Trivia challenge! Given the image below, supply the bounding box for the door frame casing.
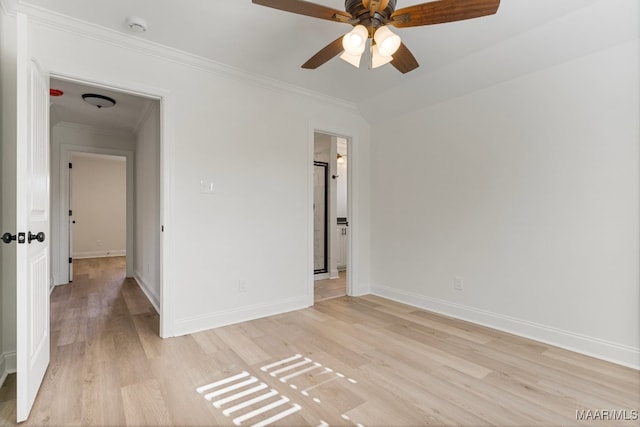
[307,122,356,305]
[48,72,175,338]
[59,146,134,279]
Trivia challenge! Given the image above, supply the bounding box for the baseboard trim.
[371,285,640,370]
[0,354,5,387]
[133,273,160,313]
[73,250,126,259]
[0,351,17,387]
[172,296,310,337]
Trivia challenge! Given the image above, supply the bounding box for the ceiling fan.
[253,0,500,73]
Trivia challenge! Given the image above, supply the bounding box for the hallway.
[0,257,157,425]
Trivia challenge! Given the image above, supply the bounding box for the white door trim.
[59,145,134,278]
[308,122,358,304]
[49,72,175,338]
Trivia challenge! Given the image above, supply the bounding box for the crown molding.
[10,1,358,112]
[0,0,13,15]
[357,0,638,120]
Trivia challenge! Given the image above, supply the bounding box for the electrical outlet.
[454,276,464,291]
[238,280,247,293]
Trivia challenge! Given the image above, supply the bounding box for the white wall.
[314,132,331,162]
[134,102,161,309]
[0,9,17,380]
[370,38,639,368]
[3,0,635,373]
[71,153,126,258]
[2,0,634,376]
[19,13,370,337]
[51,123,135,285]
[336,138,348,219]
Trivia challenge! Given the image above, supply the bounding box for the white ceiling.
[50,78,155,132]
[6,0,623,129]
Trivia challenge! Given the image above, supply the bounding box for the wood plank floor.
[0,257,638,426]
[314,270,347,302]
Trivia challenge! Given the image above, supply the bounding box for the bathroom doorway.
[313,132,349,302]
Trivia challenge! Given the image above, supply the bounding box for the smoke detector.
[127,17,148,33]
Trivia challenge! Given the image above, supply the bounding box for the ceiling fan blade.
[390,42,419,74]
[390,0,500,28]
[252,0,352,23]
[302,36,345,69]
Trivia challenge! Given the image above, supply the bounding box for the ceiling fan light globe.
[374,26,401,57]
[342,25,368,55]
[371,44,393,68]
[380,35,400,55]
[343,33,363,51]
[340,51,363,68]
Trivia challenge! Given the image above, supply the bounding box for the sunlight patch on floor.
[196,354,363,427]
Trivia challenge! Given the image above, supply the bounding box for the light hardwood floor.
[314,270,347,302]
[0,257,638,426]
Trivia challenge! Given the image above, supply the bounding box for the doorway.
[69,152,127,280]
[49,75,166,334]
[313,132,349,302]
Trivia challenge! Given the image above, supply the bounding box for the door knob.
[28,231,45,243]
[2,233,16,244]
[1,233,25,244]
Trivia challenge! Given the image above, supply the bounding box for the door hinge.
[161,225,164,232]
[69,257,73,264]
[69,209,72,216]
[69,162,72,169]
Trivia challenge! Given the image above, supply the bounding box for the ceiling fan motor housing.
[345,0,396,35]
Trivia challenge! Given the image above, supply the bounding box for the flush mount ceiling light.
[126,16,148,33]
[82,93,116,109]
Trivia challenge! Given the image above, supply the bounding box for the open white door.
[16,13,50,422]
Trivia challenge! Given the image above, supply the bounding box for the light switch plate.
[200,178,214,194]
